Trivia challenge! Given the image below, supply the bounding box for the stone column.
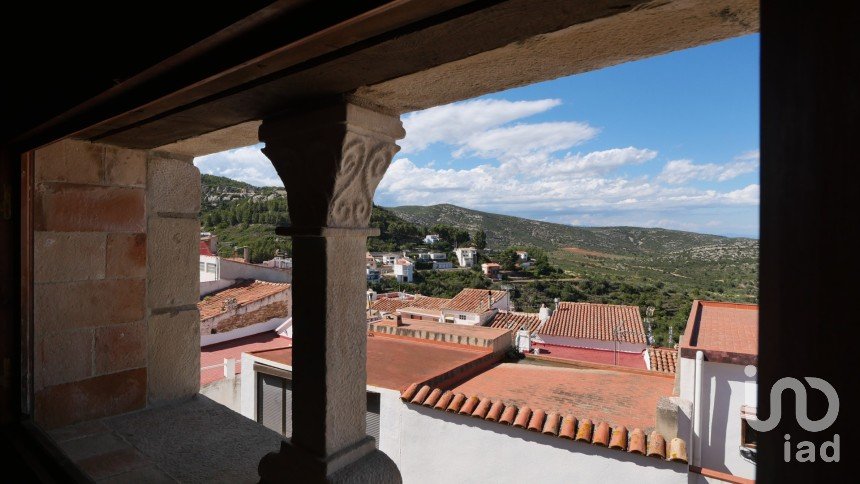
[257,100,404,483]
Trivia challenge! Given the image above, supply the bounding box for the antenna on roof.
[668,325,674,344]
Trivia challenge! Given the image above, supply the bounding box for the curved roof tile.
[401,383,685,464]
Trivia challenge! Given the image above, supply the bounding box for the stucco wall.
[538,334,646,354]
[678,357,757,480]
[31,139,200,428]
[390,396,688,483]
[220,258,292,283]
[200,375,243,413]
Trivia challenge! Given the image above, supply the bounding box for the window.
[199,262,205,271]
[741,407,758,449]
[206,263,217,273]
[458,314,467,321]
[255,364,380,447]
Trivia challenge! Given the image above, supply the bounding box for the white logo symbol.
[744,365,839,432]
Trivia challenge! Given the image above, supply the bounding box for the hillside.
[387,204,756,257]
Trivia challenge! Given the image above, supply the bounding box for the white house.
[441,288,509,325]
[516,250,529,260]
[536,302,647,354]
[454,247,477,267]
[423,234,440,244]
[366,267,381,282]
[432,260,453,270]
[393,258,413,283]
[239,329,687,484]
[676,300,759,482]
[262,254,292,269]
[381,252,399,265]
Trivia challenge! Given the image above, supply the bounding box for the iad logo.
[744,365,840,463]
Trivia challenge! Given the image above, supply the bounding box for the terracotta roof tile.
[576,419,594,442]
[542,412,560,435]
[424,388,443,407]
[198,280,290,320]
[539,302,646,344]
[628,428,647,454]
[513,407,532,429]
[499,405,518,425]
[528,409,546,432]
[559,415,576,439]
[435,391,454,410]
[486,401,505,422]
[488,311,542,333]
[459,396,480,415]
[403,382,686,464]
[647,431,666,459]
[470,398,489,418]
[370,295,451,315]
[609,426,628,450]
[649,347,678,373]
[669,438,687,462]
[443,288,507,313]
[411,385,431,404]
[447,393,466,412]
[592,421,611,446]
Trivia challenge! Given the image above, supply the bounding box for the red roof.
[400,363,686,464]
[199,241,213,256]
[488,311,541,333]
[539,302,645,344]
[443,288,507,313]
[446,363,671,430]
[198,280,290,320]
[648,347,678,374]
[680,300,758,364]
[200,332,292,385]
[251,333,489,390]
[370,295,450,314]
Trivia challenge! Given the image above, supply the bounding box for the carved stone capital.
[260,101,405,230]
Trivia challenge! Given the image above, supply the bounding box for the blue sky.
[196,34,759,237]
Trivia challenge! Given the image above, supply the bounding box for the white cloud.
[377,150,758,216]
[453,121,598,159]
[658,151,759,184]
[400,98,562,154]
[194,144,283,187]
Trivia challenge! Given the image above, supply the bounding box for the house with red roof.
[535,301,647,354]
[239,318,688,482]
[676,300,759,482]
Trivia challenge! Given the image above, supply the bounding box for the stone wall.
[32,139,200,428]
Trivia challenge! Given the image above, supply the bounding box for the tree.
[498,248,519,271]
[454,229,471,248]
[473,229,487,250]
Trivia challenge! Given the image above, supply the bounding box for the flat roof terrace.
[447,362,674,431]
[251,333,492,391]
[680,300,758,365]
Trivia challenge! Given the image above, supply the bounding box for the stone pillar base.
[259,438,401,484]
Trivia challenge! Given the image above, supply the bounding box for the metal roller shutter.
[366,392,380,448]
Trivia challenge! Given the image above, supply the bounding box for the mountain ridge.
[385,203,756,257]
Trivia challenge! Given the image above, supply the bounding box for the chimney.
[209,234,218,254]
[539,303,551,324]
[243,246,250,263]
[395,314,403,327]
[487,290,494,309]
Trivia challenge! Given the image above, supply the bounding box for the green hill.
[387,203,755,256]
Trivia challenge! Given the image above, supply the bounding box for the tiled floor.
[47,396,283,483]
[49,420,173,482]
